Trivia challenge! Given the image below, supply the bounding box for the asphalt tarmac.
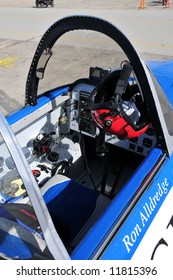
[0,0,173,115]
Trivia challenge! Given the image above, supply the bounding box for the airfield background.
[0,2,173,278]
[0,0,173,115]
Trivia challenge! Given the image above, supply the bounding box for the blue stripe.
[43,180,70,204]
[0,192,23,203]
[7,87,69,125]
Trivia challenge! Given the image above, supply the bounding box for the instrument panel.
[69,82,157,157]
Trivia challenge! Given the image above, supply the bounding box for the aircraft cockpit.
[0,15,173,260]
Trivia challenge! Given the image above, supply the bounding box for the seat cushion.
[42,176,100,247]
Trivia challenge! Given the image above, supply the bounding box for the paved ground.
[0,0,172,9]
[0,0,171,9]
[0,0,173,115]
[0,0,158,9]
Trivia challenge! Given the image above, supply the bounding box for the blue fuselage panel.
[100,152,172,259]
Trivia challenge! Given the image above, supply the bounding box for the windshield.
[36,30,128,95]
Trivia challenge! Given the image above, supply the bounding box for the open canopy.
[25,15,173,155]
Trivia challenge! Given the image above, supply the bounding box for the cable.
[51,160,70,176]
[80,133,97,190]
